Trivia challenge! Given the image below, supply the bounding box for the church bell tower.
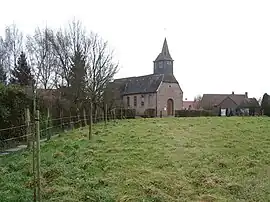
[153,38,174,75]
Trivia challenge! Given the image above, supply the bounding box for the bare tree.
[85,33,118,117]
[257,97,262,105]
[0,37,6,63]
[194,94,202,109]
[0,37,7,83]
[4,24,23,81]
[48,28,72,87]
[26,27,56,89]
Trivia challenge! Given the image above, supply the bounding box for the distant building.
[183,100,196,110]
[106,38,183,116]
[201,91,260,115]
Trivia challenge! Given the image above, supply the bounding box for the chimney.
[232,91,234,95]
[245,92,248,97]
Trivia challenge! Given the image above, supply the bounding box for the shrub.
[0,84,31,146]
[144,108,156,118]
[115,108,136,119]
[174,110,215,117]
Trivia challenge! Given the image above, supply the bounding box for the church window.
[134,96,137,107]
[127,96,130,107]
[148,94,152,105]
[141,95,145,106]
[159,61,163,68]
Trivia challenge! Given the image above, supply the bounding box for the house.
[183,100,197,110]
[201,91,260,115]
[106,38,183,117]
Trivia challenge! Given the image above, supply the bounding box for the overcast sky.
[0,0,269,100]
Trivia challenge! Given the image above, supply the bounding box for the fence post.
[113,109,116,121]
[105,104,107,125]
[35,110,41,202]
[60,108,64,131]
[25,108,31,148]
[31,83,37,202]
[69,110,74,130]
[77,108,81,128]
[46,108,51,141]
[120,108,123,119]
[83,108,87,126]
[89,101,92,140]
[32,127,36,202]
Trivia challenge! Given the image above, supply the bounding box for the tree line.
[0,19,118,121]
[261,93,270,116]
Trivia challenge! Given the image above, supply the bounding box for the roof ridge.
[114,73,166,81]
[203,93,245,96]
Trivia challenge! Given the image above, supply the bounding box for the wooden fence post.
[83,108,87,126]
[113,109,116,121]
[69,110,74,130]
[32,85,37,202]
[60,109,64,131]
[89,101,92,140]
[25,108,31,148]
[105,104,107,125]
[32,127,36,202]
[77,108,81,128]
[35,110,41,202]
[46,108,51,141]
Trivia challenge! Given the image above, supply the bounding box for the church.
[107,38,183,117]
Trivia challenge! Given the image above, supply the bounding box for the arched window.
[127,96,130,107]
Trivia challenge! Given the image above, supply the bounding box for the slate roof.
[110,73,178,96]
[162,74,178,83]
[155,38,173,61]
[201,93,247,109]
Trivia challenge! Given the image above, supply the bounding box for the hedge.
[0,84,31,147]
[143,108,156,118]
[175,110,216,117]
[114,108,136,119]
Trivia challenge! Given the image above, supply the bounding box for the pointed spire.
[162,38,170,56]
[155,38,173,61]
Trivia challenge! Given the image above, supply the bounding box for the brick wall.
[123,93,157,116]
[156,82,183,116]
[122,82,183,117]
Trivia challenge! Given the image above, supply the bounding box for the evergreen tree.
[0,63,7,84]
[69,49,86,104]
[10,51,33,86]
[261,93,270,116]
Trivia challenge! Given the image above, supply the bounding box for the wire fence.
[0,104,140,201]
[0,106,137,152]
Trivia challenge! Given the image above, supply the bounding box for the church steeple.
[154,38,174,75]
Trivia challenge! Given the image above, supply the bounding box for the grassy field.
[1,117,270,202]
